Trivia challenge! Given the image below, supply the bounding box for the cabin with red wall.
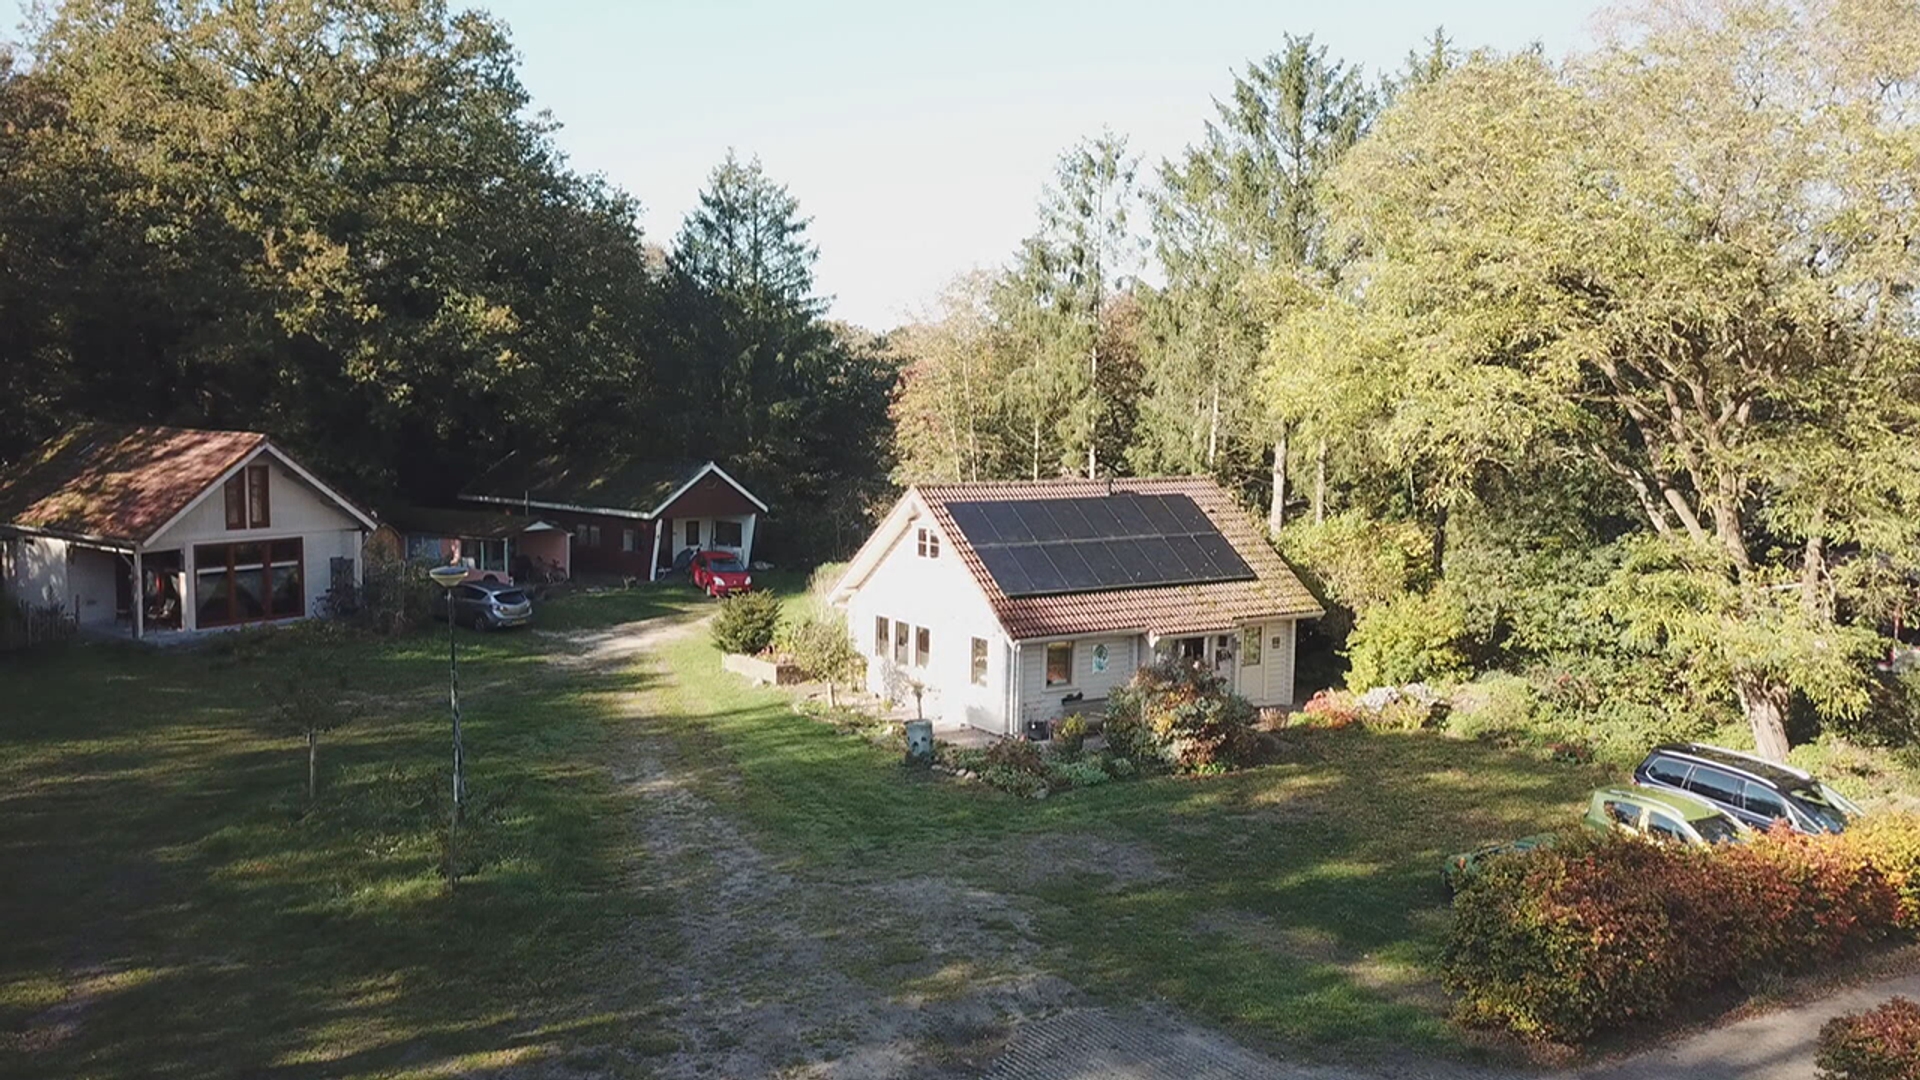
[460,457,767,581]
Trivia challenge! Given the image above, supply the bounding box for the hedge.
[1445,817,1920,1044]
[1818,997,1920,1080]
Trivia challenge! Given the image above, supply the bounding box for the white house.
[829,477,1323,737]
[0,424,376,639]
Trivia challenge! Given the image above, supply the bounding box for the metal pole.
[449,597,464,823]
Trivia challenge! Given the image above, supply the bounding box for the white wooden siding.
[150,454,366,629]
[1016,633,1143,727]
[841,514,1009,732]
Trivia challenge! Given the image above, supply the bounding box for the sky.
[6,0,1611,330]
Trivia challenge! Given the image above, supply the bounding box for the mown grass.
[0,587,700,1080]
[645,628,1617,1061]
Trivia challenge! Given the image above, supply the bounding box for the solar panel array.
[944,493,1255,598]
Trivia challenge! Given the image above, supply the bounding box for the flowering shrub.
[1104,660,1258,773]
[1298,689,1363,729]
[1446,828,1901,1044]
[1817,997,1920,1080]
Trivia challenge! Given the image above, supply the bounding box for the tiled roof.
[916,477,1322,641]
[0,424,267,545]
[378,505,556,540]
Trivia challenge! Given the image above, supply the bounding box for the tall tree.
[1301,0,1920,756]
[1020,131,1143,478]
[1142,36,1376,526]
[666,152,896,557]
[3,0,662,498]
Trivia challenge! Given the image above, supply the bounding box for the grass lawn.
[643,628,1617,1062]
[0,586,702,1079]
[5,575,1616,1074]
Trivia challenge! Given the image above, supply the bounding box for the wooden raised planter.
[721,651,805,686]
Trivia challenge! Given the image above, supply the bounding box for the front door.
[684,519,701,550]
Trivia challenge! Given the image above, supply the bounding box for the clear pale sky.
[6,0,1610,330]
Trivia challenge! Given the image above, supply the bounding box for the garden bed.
[720,650,806,686]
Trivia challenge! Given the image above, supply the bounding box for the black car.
[1632,742,1864,834]
[435,580,534,631]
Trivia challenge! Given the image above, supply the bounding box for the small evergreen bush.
[711,589,781,654]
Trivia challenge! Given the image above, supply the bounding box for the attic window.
[916,527,940,558]
[224,464,271,529]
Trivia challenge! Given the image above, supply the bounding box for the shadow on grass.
[0,599,683,1079]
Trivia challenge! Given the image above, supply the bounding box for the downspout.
[1006,640,1021,737]
[131,544,144,641]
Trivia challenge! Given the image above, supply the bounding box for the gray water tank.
[904,720,934,765]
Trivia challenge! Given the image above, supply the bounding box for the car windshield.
[1786,784,1852,833]
[1691,814,1742,845]
[709,558,745,572]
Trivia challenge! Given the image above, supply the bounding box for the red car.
[689,550,753,597]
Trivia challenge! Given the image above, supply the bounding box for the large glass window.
[714,520,744,547]
[194,539,302,626]
[1045,642,1073,687]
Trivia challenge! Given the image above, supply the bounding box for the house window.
[874,616,889,657]
[1045,642,1073,687]
[573,524,588,545]
[714,519,743,547]
[916,527,940,558]
[461,538,507,573]
[970,638,988,686]
[622,528,638,553]
[684,520,701,548]
[1242,626,1262,666]
[915,626,930,667]
[193,539,303,627]
[893,620,910,665]
[223,464,271,529]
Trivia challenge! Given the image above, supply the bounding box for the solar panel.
[1012,545,1068,594]
[945,492,1258,598]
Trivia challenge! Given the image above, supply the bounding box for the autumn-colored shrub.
[1446,829,1902,1045]
[1053,714,1090,753]
[1851,813,1920,930]
[1818,997,1920,1080]
[1104,660,1257,773]
[1298,689,1363,729]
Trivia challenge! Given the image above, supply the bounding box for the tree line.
[888,0,1920,759]
[0,0,894,559]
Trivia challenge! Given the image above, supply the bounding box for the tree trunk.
[1312,439,1328,525]
[1737,677,1792,762]
[1432,504,1448,580]
[1206,378,1221,469]
[1087,340,1099,479]
[306,730,318,802]
[1268,429,1289,535]
[826,679,837,709]
[1800,508,1827,620]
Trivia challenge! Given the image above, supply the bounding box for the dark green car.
[1443,832,1557,893]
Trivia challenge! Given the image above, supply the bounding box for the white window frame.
[1044,641,1074,688]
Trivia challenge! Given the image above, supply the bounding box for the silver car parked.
[437,581,533,630]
